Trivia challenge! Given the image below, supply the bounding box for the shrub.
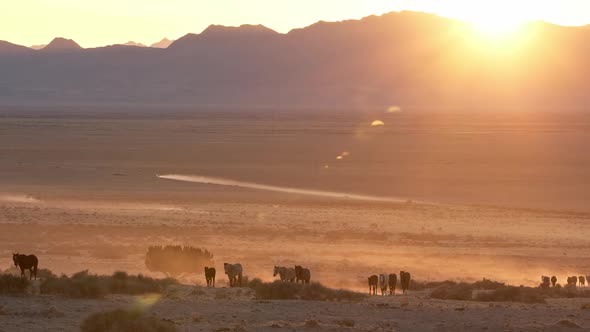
[81,309,176,332]
[145,245,214,277]
[3,266,56,279]
[472,278,505,290]
[247,279,366,302]
[0,274,29,294]
[411,280,457,290]
[429,280,550,303]
[430,283,473,301]
[40,271,176,299]
[335,319,355,327]
[37,268,57,279]
[474,286,545,304]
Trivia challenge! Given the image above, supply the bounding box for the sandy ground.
[1,198,590,288]
[2,107,590,330]
[2,285,590,331]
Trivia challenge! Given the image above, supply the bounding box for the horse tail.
[33,263,38,279]
[238,273,243,287]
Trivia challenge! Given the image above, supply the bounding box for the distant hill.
[41,37,82,52]
[150,38,173,49]
[30,44,47,50]
[0,12,589,108]
[0,40,33,54]
[122,41,147,47]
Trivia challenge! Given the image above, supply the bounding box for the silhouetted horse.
[541,276,550,288]
[13,253,38,280]
[368,275,378,295]
[294,265,311,284]
[567,276,578,287]
[551,276,557,287]
[204,266,216,287]
[224,263,243,287]
[580,276,586,287]
[388,273,398,295]
[400,271,411,294]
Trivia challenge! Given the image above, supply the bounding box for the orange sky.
[1,0,589,48]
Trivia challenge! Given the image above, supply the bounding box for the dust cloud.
[157,174,412,203]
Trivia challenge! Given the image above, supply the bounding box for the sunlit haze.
[1,0,589,47]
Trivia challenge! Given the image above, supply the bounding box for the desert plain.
[1,106,590,331]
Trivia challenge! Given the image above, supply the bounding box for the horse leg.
[20,267,25,278]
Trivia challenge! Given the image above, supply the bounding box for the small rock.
[554,320,581,329]
[304,320,320,328]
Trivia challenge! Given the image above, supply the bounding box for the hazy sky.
[2,0,589,47]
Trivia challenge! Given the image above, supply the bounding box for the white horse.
[273,266,296,282]
[379,274,388,296]
[224,263,243,287]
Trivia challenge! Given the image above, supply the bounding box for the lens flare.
[386,106,402,113]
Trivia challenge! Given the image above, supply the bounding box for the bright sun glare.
[441,1,531,40]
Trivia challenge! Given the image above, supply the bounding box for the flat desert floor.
[1,106,590,330]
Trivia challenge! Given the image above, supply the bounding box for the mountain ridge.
[0,11,588,109]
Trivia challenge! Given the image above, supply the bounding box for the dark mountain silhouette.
[0,11,589,108]
[41,37,82,52]
[150,38,173,48]
[0,40,33,54]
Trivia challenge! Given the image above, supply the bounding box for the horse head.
[12,253,19,266]
[273,266,279,277]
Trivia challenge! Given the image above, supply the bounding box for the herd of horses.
[203,264,312,288]
[12,252,407,296]
[368,271,411,296]
[541,275,590,288]
[12,253,590,297]
[203,263,244,287]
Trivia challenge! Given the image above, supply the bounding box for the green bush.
[40,271,176,299]
[0,274,29,294]
[248,279,366,302]
[81,309,176,332]
[145,245,214,277]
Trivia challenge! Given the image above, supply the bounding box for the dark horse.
[13,253,38,280]
[204,266,216,287]
[294,265,311,284]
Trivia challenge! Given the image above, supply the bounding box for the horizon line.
[3,9,589,50]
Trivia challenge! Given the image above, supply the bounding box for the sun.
[471,16,524,37]
[437,1,531,41]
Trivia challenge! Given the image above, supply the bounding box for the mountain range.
[1,11,589,108]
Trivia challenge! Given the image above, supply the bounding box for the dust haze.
[2,107,590,330]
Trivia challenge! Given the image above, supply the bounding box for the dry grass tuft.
[81,308,176,332]
[248,279,366,302]
[335,319,355,327]
[40,270,176,299]
[0,274,29,295]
